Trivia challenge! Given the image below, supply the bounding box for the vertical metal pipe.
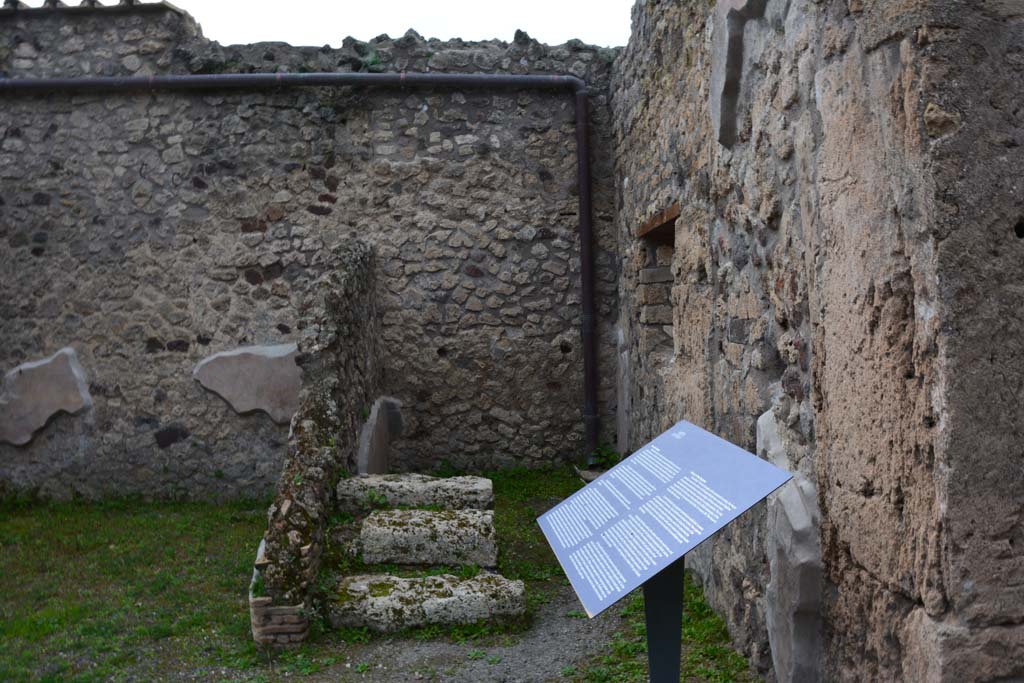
[575,88,599,461]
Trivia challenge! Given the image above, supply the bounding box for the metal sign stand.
[643,555,686,683]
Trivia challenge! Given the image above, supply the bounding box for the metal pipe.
[0,71,587,94]
[574,89,599,459]
[0,69,601,461]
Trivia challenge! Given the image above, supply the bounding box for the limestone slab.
[359,509,497,567]
[0,348,92,446]
[328,573,525,632]
[193,344,300,424]
[336,473,493,512]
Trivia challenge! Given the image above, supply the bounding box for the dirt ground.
[312,586,623,683]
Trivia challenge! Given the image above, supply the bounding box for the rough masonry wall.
[915,3,1024,680]
[612,0,1022,680]
[0,3,618,499]
[254,240,381,647]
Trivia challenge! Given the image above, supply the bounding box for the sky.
[31,0,636,48]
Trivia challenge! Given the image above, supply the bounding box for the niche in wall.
[635,203,679,357]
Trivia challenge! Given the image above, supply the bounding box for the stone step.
[327,573,525,632]
[336,473,493,513]
[359,509,497,568]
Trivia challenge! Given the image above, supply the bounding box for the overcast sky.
[32,0,635,48]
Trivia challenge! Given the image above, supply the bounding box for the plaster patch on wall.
[0,347,92,446]
[193,344,301,424]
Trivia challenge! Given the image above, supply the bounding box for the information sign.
[538,420,792,618]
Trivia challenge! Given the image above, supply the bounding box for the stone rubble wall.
[250,240,381,646]
[612,0,1023,681]
[249,581,308,646]
[260,241,380,605]
[0,2,619,499]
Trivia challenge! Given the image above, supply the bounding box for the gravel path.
[306,584,626,683]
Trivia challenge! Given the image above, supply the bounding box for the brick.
[253,621,309,635]
[639,267,673,284]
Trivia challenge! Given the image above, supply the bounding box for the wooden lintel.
[636,202,681,240]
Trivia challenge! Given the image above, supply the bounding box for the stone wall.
[252,240,380,646]
[612,0,1023,681]
[913,2,1024,680]
[0,2,618,499]
[5,0,1021,676]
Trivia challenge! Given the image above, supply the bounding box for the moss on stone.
[368,580,395,597]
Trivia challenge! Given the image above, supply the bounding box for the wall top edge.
[0,1,184,19]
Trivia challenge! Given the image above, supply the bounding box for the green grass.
[0,466,756,681]
[488,466,583,587]
[573,575,756,683]
[0,498,272,682]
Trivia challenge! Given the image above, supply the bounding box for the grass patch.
[0,498,271,682]
[0,498,388,681]
[488,466,583,588]
[0,467,756,681]
[573,573,756,683]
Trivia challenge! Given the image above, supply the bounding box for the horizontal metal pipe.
[0,71,587,94]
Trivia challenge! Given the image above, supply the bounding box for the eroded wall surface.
[0,4,618,498]
[613,0,1023,680]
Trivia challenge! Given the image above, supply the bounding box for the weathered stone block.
[336,473,493,513]
[192,344,301,424]
[637,283,670,306]
[638,325,672,353]
[356,396,403,474]
[640,304,673,325]
[328,573,525,632]
[902,608,1024,683]
[639,266,673,284]
[359,509,497,567]
[759,409,823,683]
[0,347,92,446]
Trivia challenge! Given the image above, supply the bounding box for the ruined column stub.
[360,509,498,567]
[0,347,93,446]
[356,396,404,475]
[328,573,525,632]
[711,0,768,148]
[336,474,493,512]
[192,344,301,424]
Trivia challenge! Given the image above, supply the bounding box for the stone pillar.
[759,407,823,682]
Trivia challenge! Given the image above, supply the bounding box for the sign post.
[643,555,686,682]
[538,420,792,680]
